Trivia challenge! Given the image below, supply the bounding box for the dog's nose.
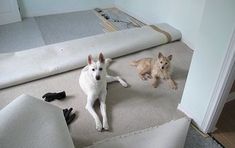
[96,75,100,80]
[161,67,164,69]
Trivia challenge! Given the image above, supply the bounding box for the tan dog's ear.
[167,55,173,61]
[88,55,93,65]
[158,52,163,58]
[99,53,105,63]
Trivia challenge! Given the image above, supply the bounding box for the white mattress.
[0,23,181,89]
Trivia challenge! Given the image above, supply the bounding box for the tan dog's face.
[157,52,172,70]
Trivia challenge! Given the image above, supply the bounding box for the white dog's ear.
[88,55,93,65]
[167,55,173,61]
[99,53,105,63]
[158,52,163,58]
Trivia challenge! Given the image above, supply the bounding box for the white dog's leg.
[106,75,128,87]
[99,90,109,130]
[86,96,102,132]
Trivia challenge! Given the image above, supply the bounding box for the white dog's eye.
[92,68,95,71]
[99,68,103,71]
[160,61,163,64]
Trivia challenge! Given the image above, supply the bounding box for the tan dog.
[130,52,177,89]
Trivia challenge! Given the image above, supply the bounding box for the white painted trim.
[227,92,235,102]
[200,27,235,133]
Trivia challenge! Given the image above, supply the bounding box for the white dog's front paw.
[103,122,109,131]
[96,122,103,132]
[117,77,128,88]
[121,81,128,88]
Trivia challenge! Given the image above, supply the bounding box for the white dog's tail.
[105,58,112,66]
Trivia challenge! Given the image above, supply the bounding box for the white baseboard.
[227,92,235,102]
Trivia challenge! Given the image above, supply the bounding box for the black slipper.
[42,91,66,102]
[64,108,73,121]
[67,113,76,125]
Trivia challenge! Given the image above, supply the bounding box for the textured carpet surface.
[35,10,104,45]
[185,126,223,148]
[0,41,193,147]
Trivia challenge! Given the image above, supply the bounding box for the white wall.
[18,0,115,17]
[115,0,206,49]
[0,0,21,25]
[179,0,235,131]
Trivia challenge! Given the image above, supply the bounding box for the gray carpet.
[0,8,144,53]
[0,10,104,53]
[0,18,45,53]
[185,126,223,148]
[35,10,104,44]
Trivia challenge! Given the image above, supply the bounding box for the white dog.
[79,53,128,131]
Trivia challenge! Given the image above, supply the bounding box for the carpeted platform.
[0,41,193,147]
[0,8,144,53]
[35,10,104,44]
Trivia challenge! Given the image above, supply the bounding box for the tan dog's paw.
[171,84,177,90]
[146,74,152,79]
[169,81,177,90]
[151,78,158,88]
[139,74,147,81]
[152,81,158,88]
[167,79,177,90]
[152,83,158,88]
